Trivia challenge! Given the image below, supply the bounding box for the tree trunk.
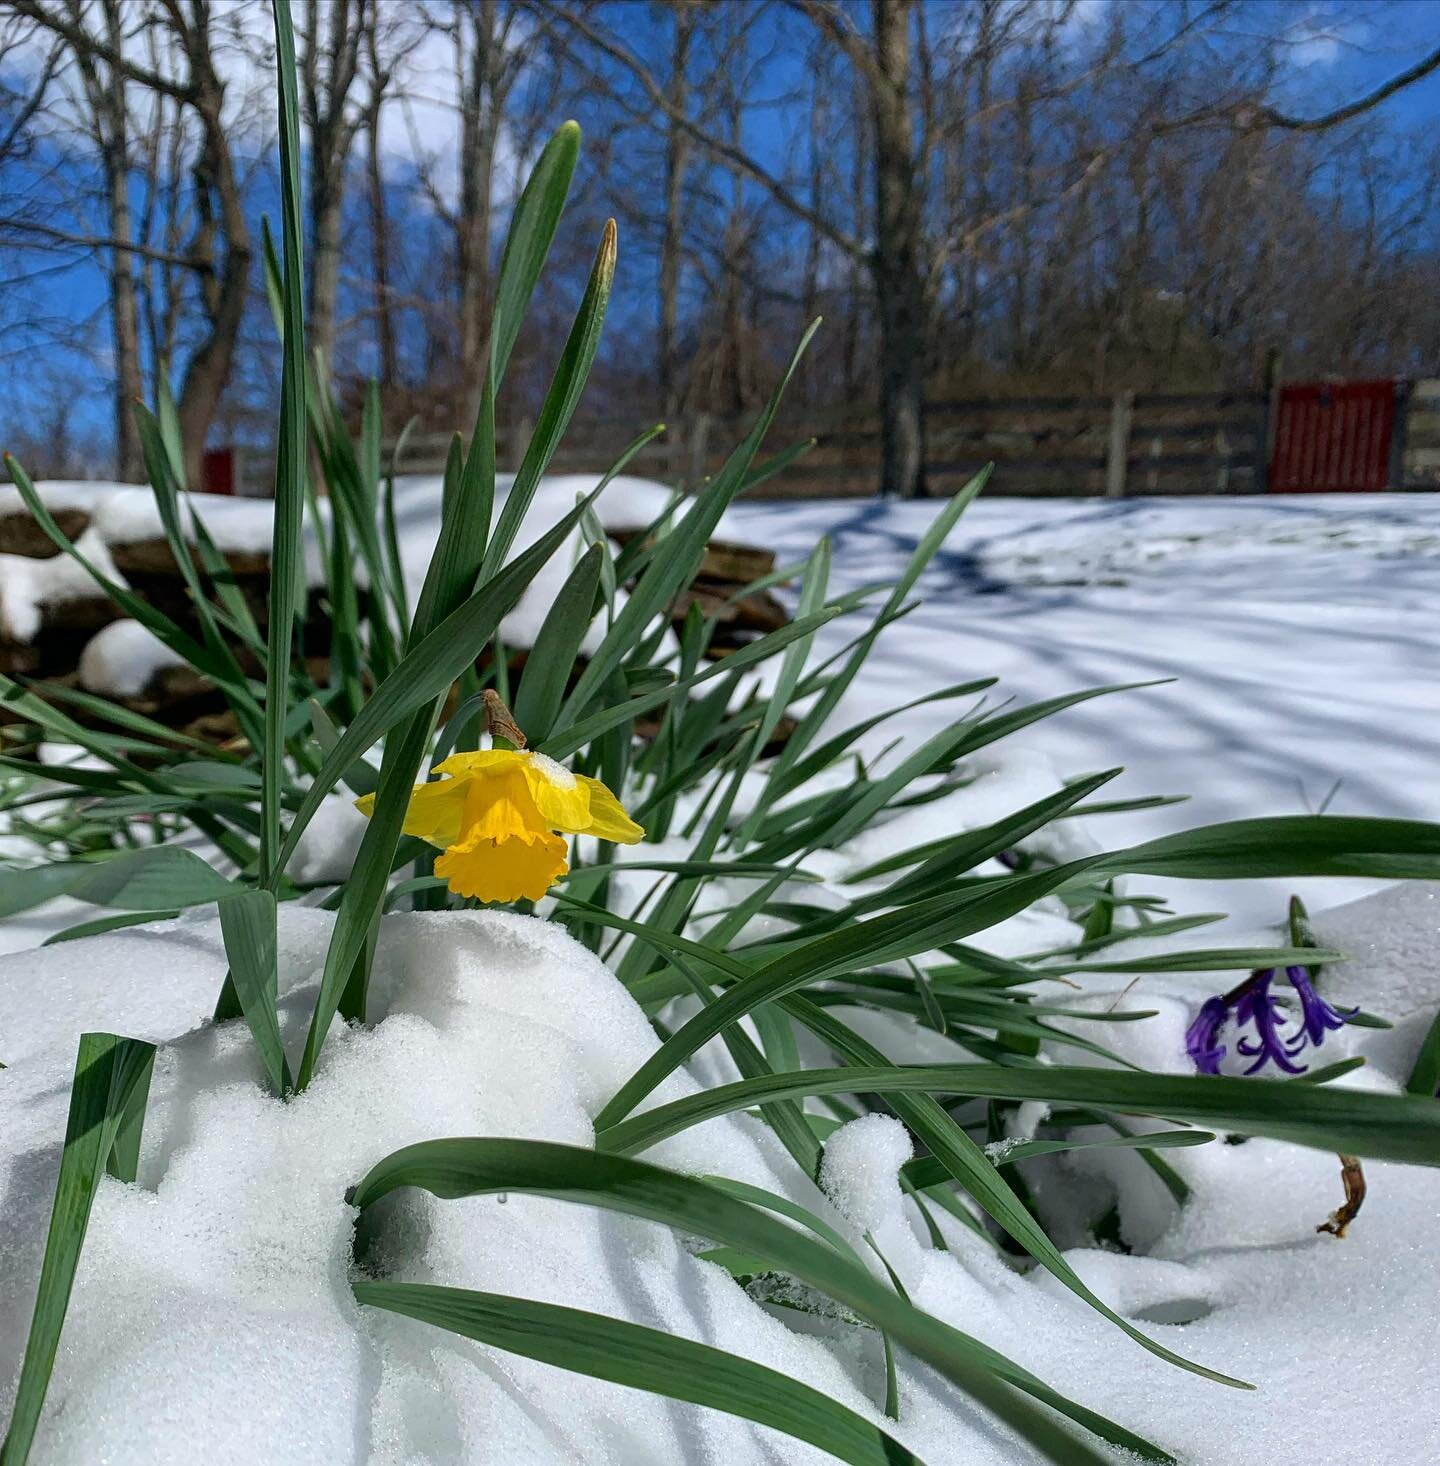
[106,159,145,481]
[800,61,825,404]
[365,99,397,388]
[308,151,344,370]
[94,0,143,480]
[1009,73,1034,366]
[960,0,996,358]
[175,94,252,490]
[842,69,866,405]
[870,0,926,498]
[301,0,364,383]
[457,1,497,422]
[721,90,746,415]
[658,3,692,419]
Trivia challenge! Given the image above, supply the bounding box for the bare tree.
[402,1,538,420]
[657,0,693,419]
[298,0,366,374]
[546,0,934,494]
[357,6,426,392]
[6,0,1440,491]
[161,2,255,487]
[0,2,146,475]
[856,0,925,494]
[9,0,263,486]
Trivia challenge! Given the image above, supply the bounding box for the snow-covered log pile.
[0,485,123,680]
[0,475,781,749]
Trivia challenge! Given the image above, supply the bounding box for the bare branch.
[538,1,863,262]
[8,0,196,101]
[1157,44,1440,138]
[0,216,196,268]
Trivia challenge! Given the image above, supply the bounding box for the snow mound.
[91,486,291,557]
[0,480,128,519]
[726,492,1440,926]
[21,472,715,656]
[5,883,1440,1465]
[0,907,967,1465]
[78,619,186,697]
[288,795,372,886]
[1311,880,1440,1018]
[820,1115,913,1233]
[0,530,123,643]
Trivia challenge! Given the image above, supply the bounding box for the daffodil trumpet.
[356,694,642,904]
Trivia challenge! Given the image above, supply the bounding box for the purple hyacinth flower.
[1286,965,1355,1046]
[1233,969,1308,1075]
[1185,996,1229,1075]
[1186,962,1356,1077]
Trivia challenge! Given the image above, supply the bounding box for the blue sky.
[1269,0,1440,120]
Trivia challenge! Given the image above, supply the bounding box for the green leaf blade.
[355,1281,924,1466]
[1,1033,156,1466]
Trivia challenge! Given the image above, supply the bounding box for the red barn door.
[200,446,236,495]
[1268,380,1396,492]
[1272,378,1396,492]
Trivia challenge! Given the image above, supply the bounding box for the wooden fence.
[384,390,1268,499]
[366,381,1440,499]
[778,391,1269,498]
[1401,378,1440,489]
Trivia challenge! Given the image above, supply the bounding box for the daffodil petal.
[522,754,592,833]
[403,777,475,848]
[354,777,472,849]
[432,748,526,780]
[577,775,644,844]
[455,764,551,844]
[435,830,568,903]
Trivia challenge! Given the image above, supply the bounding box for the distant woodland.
[3,1,1439,495]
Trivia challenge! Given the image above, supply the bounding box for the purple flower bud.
[1286,965,1355,1046]
[1233,970,1308,1075]
[1185,996,1229,1075]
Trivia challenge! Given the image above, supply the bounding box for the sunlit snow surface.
[3,490,1440,1463]
[729,492,1440,924]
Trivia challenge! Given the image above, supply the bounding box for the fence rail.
[365,381,1439,499]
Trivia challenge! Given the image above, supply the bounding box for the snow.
[5,872,1438,1463]
[89,485,299,558]
[0,480,128,520]
[0,530,123,643]
[77,619,185,697]
[4,488,1440,1462]
[1310,880,1440,1020]
[525,751,576,789]
[288,794,374,887]
[0,907,902,1466]
[728,492,1440,926]
[390,474,711,657]
[819,1115,914,1233]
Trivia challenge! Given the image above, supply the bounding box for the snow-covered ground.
[3,488,1440,1464]
[730,492,1440,925]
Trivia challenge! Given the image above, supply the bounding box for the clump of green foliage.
[3,4,1440,1462]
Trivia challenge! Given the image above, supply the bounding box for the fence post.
[1105,390,1134,498]
[1215,428,1230,493]
[1389,379,1411,491]
[1255,347,1281,495]
[511,417,533,475]
[687,412,711,486]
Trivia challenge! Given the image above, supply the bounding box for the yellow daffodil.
[356,749,642,904]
